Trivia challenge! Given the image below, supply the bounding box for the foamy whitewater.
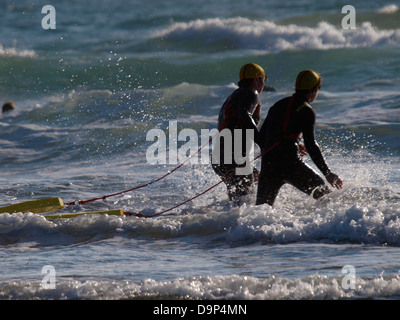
[0,0,399,301]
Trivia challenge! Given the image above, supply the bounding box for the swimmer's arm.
[237,91,261,145]
[302,111,330,176]
[302,109,343,189]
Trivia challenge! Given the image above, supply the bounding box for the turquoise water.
[0,0,399,300]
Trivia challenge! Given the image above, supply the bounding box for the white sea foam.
[2,273,400,299]
[154,17,400,52]
[0,44,36,58]
[377,4,399,14]
[1,181,399,247]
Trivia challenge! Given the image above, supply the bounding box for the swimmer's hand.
[325,172,343,190]
[253,168,260,182]
[299,144,308,157]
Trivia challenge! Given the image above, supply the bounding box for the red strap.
[219,96,234,130]
[65,129,221,207]
[261,95,298,155]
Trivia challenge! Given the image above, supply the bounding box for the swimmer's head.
[239,63,266,80]
[2,101,16,113]
[295,70,322,91]
[238,63,267,92]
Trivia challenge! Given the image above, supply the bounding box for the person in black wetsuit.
[256,70,343,206]
[212,63,267,203]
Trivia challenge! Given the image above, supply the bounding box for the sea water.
[0,0,399,300]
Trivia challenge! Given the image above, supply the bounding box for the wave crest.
[154,17,400,52]
[377,4,399,14]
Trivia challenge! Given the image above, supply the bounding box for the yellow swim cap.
[239,63,266,80]
[295,70,322,90]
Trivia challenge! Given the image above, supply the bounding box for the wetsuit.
[212,86,261,201]
[256,93,330,206]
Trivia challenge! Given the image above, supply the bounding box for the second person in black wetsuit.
[212,63,267,203]
[256,70,343,206]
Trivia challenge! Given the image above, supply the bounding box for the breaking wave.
[153,17,400,52]
[0,44,36,58]
[3,273,400,300]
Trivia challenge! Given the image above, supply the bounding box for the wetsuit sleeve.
[302,108,330,176]
[252,104,261,126]
[236,90,261,145]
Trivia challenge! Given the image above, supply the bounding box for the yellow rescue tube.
[44,209,124,219]
[0,197,65,214]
